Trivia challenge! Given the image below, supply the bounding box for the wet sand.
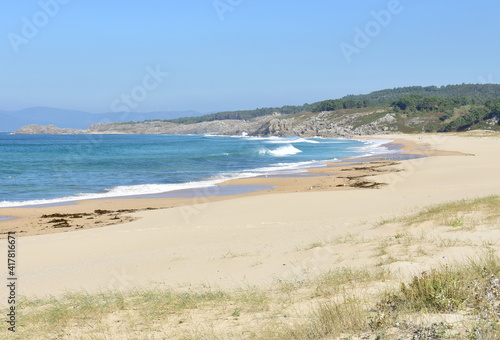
[0,137,432,238]
[0,132,499,297]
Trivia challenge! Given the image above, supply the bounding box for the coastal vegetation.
[5,195,500,339]
[164,84,500,133]
[8,256,499,339]
[14,84,500,135]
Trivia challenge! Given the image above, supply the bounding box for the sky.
[1,0,499,114]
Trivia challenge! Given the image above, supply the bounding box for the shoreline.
[0,132,499,299]
[0,137,404,235]
[0,135,470,238]
[0,136,391,209]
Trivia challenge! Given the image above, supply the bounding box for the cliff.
[9,84,500,135]
[14,125,87,134]
[13,106,500,137]
[85,115,273,135]
[259,109,396,137]
[13,109,399,137]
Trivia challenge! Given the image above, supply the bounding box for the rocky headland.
[14,109,399,137]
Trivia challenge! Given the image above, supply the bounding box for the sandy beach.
[0,136,460,238]
[0,132,497,301]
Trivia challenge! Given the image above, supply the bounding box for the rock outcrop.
[14,110,400,137]
[258,110,397,137]
[14,125,86,134]
[84,115,274,135]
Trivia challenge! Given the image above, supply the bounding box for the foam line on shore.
[0,138,394,208]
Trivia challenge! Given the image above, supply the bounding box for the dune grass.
[3,195,500,339]
[397,195,500,230]
[6,255,499,339]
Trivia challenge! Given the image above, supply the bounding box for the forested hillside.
[167,84,500,132]
[390,94,500,132]
[15,84,500,135]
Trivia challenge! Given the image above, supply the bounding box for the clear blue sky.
[1,0,499,113]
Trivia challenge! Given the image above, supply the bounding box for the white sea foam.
[350,139,397,157]
[259,145,302,156]
[318,140,350,144]
[204,134,278,140]
[0,137,395,208]
[208,152,230,157]
[243,136,281,141]
[215,160,324,181]
[204,134,321,144]
[0,180,224,208]
[0,158,328,208]
[267,137,320,144]
[238,160,324,175]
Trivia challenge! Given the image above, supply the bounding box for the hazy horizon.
[2,1,500,114]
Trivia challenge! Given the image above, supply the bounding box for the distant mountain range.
[0,107,202,132]
[4,84,500,133]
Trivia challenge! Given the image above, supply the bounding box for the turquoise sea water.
[0,133,394,207]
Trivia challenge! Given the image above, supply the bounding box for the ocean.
[0,133,394,207]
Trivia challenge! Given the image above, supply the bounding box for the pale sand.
[0,132,499,299]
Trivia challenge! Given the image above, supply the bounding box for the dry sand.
[0,132,499,299]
